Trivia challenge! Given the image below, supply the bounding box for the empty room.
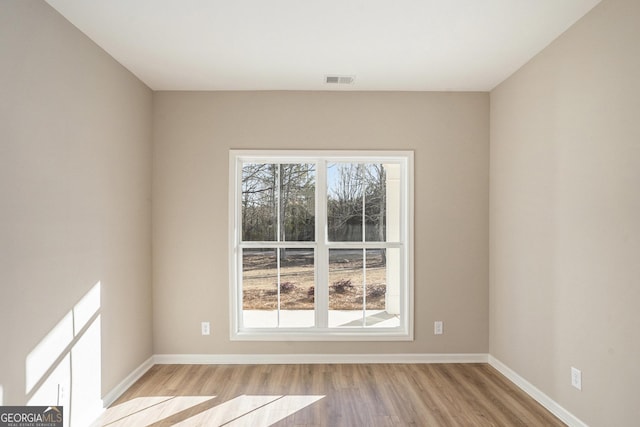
[1,0,638,426]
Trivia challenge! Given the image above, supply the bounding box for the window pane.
[365,248,400,328]
[242,164,277,241]
[365,249,385,311]
[327,163,364,241]
[327,248,401,328]
[242,163,315,242]
[242,248,315,328]
[242,248,277,328]
[328,249,364,327]
[279,164,315,242]
[383,163,401,243]
[363,164,386,242]
[279,248,315,327]
[328,163,390,242]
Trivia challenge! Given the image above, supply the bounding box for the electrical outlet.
[434,321,443,335]
[57,385,64,405]
[571,367,582,390]
[201,322,210,336]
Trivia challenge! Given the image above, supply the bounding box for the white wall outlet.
[434,321,443,335]
[571,367,582,390]
[57,384,64,405]
[201,321,210,336]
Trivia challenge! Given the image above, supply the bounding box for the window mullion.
[362,248,367,326]
[236,158,244,331]
[276,164,281,243]
[315,160,328,328]
[277,248,281,327]
[361,167,366,326]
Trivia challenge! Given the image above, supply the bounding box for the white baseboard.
[488,355,587,427]
[102,356,154,408]
[153,353,488,365]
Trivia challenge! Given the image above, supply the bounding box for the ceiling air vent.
[325,75,355,85]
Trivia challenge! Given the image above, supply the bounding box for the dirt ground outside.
[242,249,387,310]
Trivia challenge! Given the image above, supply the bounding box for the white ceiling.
[45,0,601,91]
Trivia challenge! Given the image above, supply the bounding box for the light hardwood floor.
[98,363,565,426]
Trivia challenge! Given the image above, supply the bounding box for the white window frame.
[228,150,414,341]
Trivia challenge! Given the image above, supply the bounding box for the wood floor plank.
[99,364,566,427]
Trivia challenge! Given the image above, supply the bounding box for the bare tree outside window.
[242,163,315,242]
[327,163,386,244]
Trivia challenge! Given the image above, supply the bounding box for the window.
[229,150,413,340]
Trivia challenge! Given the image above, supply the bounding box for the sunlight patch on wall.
[25,312,73,394]
[25,281,102,427]
[72,283,100,335]
[27,354,70,406]
[70,314,102,426]
[173,394,325,426]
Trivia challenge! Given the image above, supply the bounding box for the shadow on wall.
[25,281,103,427]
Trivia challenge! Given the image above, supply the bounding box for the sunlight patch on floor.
[97,395,215,427]
[173,394,325,427]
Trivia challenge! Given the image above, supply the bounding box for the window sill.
[230,328,413,342]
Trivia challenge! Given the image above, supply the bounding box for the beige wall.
[490,0,640,425]
[153,91,489,355]
[0,0,153,415]
[12,0,638,424]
